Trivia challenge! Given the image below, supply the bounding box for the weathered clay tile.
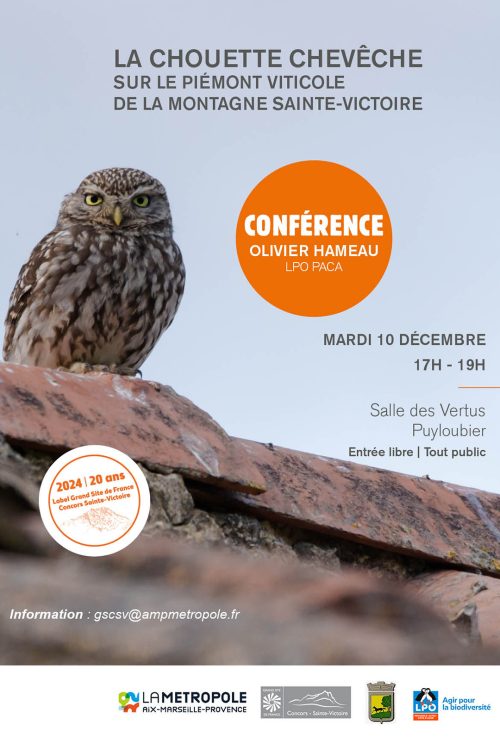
[414,570,500,648]
[219,440,500,575]
[2,362,500,576]
[0,363,265,494]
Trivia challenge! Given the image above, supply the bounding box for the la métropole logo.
[118,691,140,712]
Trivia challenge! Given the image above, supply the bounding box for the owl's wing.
[3,230,59,359]
[171,240,186,298]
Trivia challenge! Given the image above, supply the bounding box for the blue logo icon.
[413,689,438,721]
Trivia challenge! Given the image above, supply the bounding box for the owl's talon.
[62,363,140,377]
[72,363,142,377]
[67,362,94,374]
[107,365,140,377]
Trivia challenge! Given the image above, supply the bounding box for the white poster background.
[1,665,497,746]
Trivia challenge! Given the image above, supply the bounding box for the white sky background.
[1,0,499,492]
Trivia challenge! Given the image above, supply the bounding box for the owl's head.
[57,167,172,231]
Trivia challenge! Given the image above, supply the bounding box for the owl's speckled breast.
[4,220,185,373]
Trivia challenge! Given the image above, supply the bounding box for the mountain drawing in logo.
[63,507,131,535]
[288,691,346,708]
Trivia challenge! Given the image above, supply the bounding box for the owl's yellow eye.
[84,194,103,206]
[132,195,150,208]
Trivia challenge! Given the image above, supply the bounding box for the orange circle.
[236,160,392,316]
[48,454,141,547]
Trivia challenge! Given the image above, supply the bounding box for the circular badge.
[39,445,150,557]
[236,160,392,316]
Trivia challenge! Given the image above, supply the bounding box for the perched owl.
[3,167,185,375]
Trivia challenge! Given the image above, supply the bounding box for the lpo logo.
[413,688,439,721]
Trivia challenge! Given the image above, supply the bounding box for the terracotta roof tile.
[414,570,500,648]
[0,364,265,494]
[1,364,500,576]
[227,440,500,574]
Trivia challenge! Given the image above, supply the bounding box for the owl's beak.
[113,205,123,226]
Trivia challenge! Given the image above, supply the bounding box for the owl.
[3,167,185,375]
